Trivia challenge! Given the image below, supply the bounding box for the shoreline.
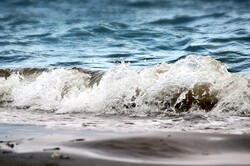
[1,124,250,166]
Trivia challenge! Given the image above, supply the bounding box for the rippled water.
[0,0,249,134]
[0,0,249,72]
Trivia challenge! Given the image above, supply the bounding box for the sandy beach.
[1,124,250,166]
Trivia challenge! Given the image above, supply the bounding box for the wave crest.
[0,56,249,116]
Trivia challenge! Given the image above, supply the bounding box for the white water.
[0,56,249,133]
[1,55,249,116]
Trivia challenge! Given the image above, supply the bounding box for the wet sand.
[0,124,250,166]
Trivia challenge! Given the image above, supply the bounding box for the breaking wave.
[0,56,249,116]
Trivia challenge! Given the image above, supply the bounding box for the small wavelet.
[150,17,194,25]
[25,33,52,38]
[92,25,115,33]
[63,28,94,37]
[8,0,35,6]
[0,41,29,46]
[209,36,250,43]
[229,63,250,73]
[0,14,15,22]
[184,45,208,52]
[120,29,161,38]
[9,19,40,26]
[149,13,225,25]
[103,53,132,58]
[51,61,83,67]
[0,55,31,63]
[212,51,249,73]
[126,0,170,8]
[109,22,129,29]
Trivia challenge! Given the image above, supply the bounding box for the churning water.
[0,0,249,133]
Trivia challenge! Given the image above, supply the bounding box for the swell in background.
[0,0,249,73]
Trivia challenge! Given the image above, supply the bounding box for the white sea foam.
[0,56,249,116]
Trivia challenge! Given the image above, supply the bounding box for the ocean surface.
[0,0,250,133]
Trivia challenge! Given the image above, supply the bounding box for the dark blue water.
[0,0,249,73]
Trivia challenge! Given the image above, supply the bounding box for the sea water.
[0,0,249,133]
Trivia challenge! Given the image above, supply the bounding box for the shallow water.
[0,0,250,134]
